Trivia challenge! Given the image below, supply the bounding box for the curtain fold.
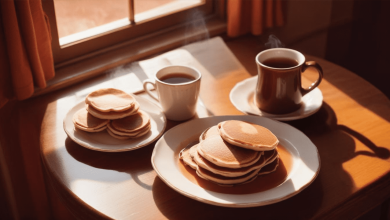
[0,0,54,109]
[227,0,284,37]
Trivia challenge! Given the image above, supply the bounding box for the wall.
[258,0,390,98]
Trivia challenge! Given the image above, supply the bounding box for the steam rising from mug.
[265,35,284,49]
[184,10,210,45]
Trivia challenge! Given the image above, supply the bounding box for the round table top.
[37,38,390,219]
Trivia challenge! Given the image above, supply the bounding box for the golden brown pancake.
[179,144,198,170]
[86,101,140,120]
[198,173,259,187]
[193,146,266,177]
[258,156,279,175]
[215,175,260,187]
[199,125,220,142]
[197,135,261,168]
[263,149,278,165]
[218,120,279,151]
[196,166,261,185]
[111,110,150,132]
[106,128,131,140]
[72,108,109,132]
[189,143,198,159]
[106,125,151,139]
[85,88,136,112]
[107,122,151,136]
[75,124,107,133]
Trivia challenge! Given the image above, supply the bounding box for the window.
[55,0,204,43]
[36,0,225,96]
[42,0,219,66]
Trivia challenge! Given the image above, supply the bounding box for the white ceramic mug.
[143,65,201,121]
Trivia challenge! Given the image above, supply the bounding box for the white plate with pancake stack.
[152,115,320,207]
[64,94,166,152]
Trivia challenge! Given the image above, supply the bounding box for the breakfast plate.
[152,115,320,207]
[230,76,323,121]
[63,95,166,152]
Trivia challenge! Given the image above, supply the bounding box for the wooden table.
[33,36,390,219]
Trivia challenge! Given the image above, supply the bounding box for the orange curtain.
[0,0,55,108]
[227,0,284,37]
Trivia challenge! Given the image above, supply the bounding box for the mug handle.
[300,61,324,96]
[143,79,159,101]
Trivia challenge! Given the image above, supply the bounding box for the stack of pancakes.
[72,88,151,139]
[180,120,279,186]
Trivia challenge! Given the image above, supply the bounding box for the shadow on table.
[287,102,390,160]
[64,138,156,190]
[152,174,324,220]
[307,55,390,123]
[286,102,390,218]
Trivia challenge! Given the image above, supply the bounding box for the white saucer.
[152,115,320,207]
[63,95,166,152]
[230,76,323,121]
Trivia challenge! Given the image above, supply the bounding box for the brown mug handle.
[300,61,324,96]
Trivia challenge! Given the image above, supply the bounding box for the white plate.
[230,76,323,121]
[63,95,166,152]
[152,115,320,207]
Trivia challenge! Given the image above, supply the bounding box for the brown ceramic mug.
[255,48,323,114]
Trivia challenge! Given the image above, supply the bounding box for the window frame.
[42,0,214,65]
[36,0,226,97]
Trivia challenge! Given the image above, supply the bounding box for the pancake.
[198,173,259,187]
[111,110,150,132]
[85,88,136,112]
[189,143,198,159]
[106,128,131,140]
[197,135,261,168]
[196,166,261,185]
[75,124,107,132]
[218,120,279,151]
[193,146,266,177]
[199,125,220,142]
[263,149,278,165]
[107,122,151,137]
[86,101,140,120]
[214,174,260,187]
[179,144,198,170]
[258,156,279,175]
[106,125,150,139]
[72,108,109,132]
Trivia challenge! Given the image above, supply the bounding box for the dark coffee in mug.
[262,58,299,68]
[159,73,196,84]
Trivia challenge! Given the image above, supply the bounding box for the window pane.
[134,0,203,22]
[47,0,213,63]
[54,0,128,38]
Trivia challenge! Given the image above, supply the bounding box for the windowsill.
[33,16,226,98]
